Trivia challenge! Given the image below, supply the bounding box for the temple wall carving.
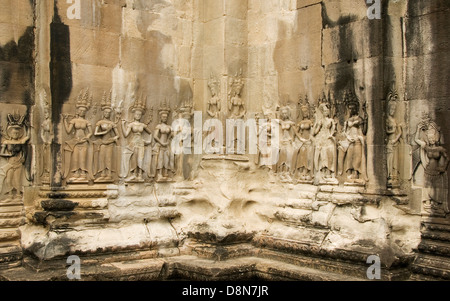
[0,0,448,280]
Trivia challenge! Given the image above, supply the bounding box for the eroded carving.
[227,71,246,154]
[121,95,152,183]
[150,101,174,182]
[414,116,449,216]
[338,91,368,185]
[40,91,52,184]
[293,95,315,183]
[93,91,120,183]
[313,94,338,184]
[0,112,30,200]
[276,105,295,183]
[386,88,403,188]
[62,88,93,184]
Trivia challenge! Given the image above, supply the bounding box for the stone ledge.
[0,255,363,281]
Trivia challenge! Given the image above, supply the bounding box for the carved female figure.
[415,119,449,215]
[40,98,52,184]
[206,76,222,153]
[293,96,315,182]
[121,97,152,183]
[256,111,278,171]
[338,93,368,184]
[313,102,337,183]
[228,75,246,119]
[62,89,93,183]
[276,106,295,182]
[386,91,402,188]
[94,93,120,182]
[207,75,221,119]
[150,105,174,182]
[227,74,246,153]
[173,101,194,181]
[0,113,30,198]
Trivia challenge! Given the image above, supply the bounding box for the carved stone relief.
[150,101,174,183]
[413,115,449,216]
[293,95,315,184]
[276,105,295,183]
[93,91,120,183]
[120,95,153,183]
[313,94,338,185]
[39,91,52,185]
[337,91,368,185]
[226,71,246,154]
[0,112,30,200]
[62,88,93,184]
[386,88,403,189]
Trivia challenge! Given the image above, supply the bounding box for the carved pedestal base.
[0,197,24,270]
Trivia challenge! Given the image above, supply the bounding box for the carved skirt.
[346,140,363,173]
[98,143,114,173]
[295,141,314,171]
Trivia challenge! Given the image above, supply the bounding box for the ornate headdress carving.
[76,88,92,110]
[343,90,360,113]
[3,111,27,141]
[101,90,114,111]
[131,93,147,113]
[159,98,171,116]
[298,94,314,120]
[228,69,244,99]
[179,98,193,115]
[208,74,220,96]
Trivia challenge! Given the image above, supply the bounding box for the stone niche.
[0,0,449,281]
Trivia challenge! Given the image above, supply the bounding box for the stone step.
[0,217,25,228]
[281,199,313,210]
[411,254,450,280]
[0,212,23,219]
[274,208,311,224]
[421,230,450,242]
[422,221,450,233]
[0,255,363,281]
[0,230,20,242]
[418,239,450,257]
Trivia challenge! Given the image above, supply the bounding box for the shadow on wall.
[0,26,35,107]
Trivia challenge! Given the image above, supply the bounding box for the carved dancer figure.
[227,71,246,154]
[414,117,449,215]
[173,100,194,181]
[386,89,402,188]
[293,95,315,182]
[338,91,368,184]
[206,74,222,153]
[121,95,152,183]
[0,112,30,198]
[94,91,120,183]
[313,98,337,184]
[207,74,221,119]
[276,106,295,183]
[40,92,52,184]
[256,110,279,172]
[150,101,174,182]
[62,88,93,183]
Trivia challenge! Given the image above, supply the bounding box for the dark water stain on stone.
[0,26,35,106]
[50,2,73,187]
